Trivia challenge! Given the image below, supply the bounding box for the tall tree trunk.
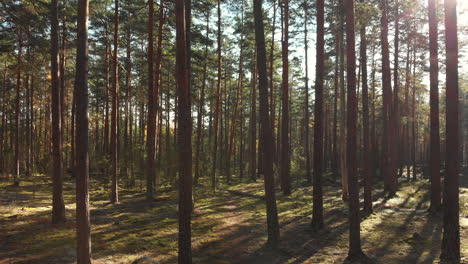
[339,0,348,201]
[250,59,257,182]
[403,45,411,180]
[304,0,311,184]
[14,33,22,187]
[345,0,366,259]
[195,10,209,185]
[360,0,372,214]
[147,0,156,199]
[380,0,394,194]
[104,22,110,154]
[212,0,222,190]
[280,0,291,195]
[228,0,244,184]
[253,0,280,246]
[390,0,400,192]
[74,0,92,262]
[175,0,193,262]
[60,15,67,160]
[311,0,324,230]
[332,28,339,178]
[110,0,119,203]
[51,0,66,225]
[411,46,417,180]
[269,0,278,165]
[440,0,460,260]
[428,0,441,213]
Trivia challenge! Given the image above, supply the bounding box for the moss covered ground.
[0,172,466,264]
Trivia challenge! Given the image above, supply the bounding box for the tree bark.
[253,0,280,246]
[428,0,441,213]
[110,0,119,203]
[360,0,372,214]
[211,0,222,190]
[311,0,324,230]
[175,0,193,262]
[304,0,311,184]
[280,0,291,196]
[51,0,66,225]
[147,0,156,199]
[440,0,460,261]
[74,0,92,262]
[345,0,366,259]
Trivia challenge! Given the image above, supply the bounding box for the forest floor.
[0,171,467,264]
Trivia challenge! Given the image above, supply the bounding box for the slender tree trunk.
[311,0,324,229]
[250,60,257,182]
[147,0,156,199]
[14,33,22,187]
[304,1,311,184]
[332,29,339,178]
[338,0,347,202]
[227,3,244,184]
[440,0,460,260]
[175,0,193,261]
[390,0,400,192]
[194,9,209,185]
[211,0,222,190]
[411,46,417,180]
[51,0,66,225]
[280,0,291,196]
[360,0,372,213]
[380,0,394,194]
[253,0,280,246]
[74,0,92,262]
[403,45,411,180]
[104,22,110,154]
[269,0,278,165]
[345,0,366,259]
[428,0,441,213]
[110,0,119,203]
